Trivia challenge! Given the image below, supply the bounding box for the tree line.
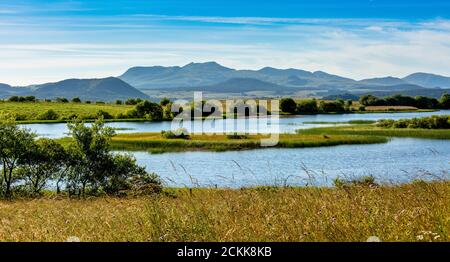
[0,116,162,199]
[279,93,450,114]
[359,94,450,109]
[377,115,450,129]
[280,98,353,114]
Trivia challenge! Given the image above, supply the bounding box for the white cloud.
[1,15,450,85]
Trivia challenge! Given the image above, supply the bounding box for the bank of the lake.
[20,110,450,138]
[1,181,448,242]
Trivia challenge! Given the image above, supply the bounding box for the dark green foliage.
[440,94,450,109]
[115,100,123,105]
[360,94,449,109]
[319,101,345,113]
[134,100,163,120]
[0,117,162,199]
[7,96,36,102]
[56,97,69,103]
[0,116,36,198]
[160,97,171,106]
[226,133,248,139]
[96,110,114,119]
[71,97,82,103]
[37,109,59,120]
[377,115,450,129]
[279,98,297,114]
[161,128,190,139]
[296,99,318,113]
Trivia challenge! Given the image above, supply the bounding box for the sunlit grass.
[101,132,388,153]
[299,124,450,139]
[0,181,448,242]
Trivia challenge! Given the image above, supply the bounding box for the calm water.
[130,138,450,188]
[21,110,450,138]
[20,110,450,188]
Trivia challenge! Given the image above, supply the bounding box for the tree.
[8,96,19,102]
[56,97,69,103]
[115,100,123,105]
[18,139,67,195]
[415,96,439,109]
[440,94,450,109]
[135,101,163,120]
[0,116,36,198]
[160,97,171,106]
[296,99,318,113]
[279,98,297,114]
[67,118,115,196]
[125,98,137,105]
[319,101,345,113]
[37,109,59,120]
[71,97,82,103]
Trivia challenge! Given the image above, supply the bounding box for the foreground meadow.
[0,181,448,242]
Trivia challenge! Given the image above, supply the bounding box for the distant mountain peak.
[403,72,450,88]
[182,61,233,71]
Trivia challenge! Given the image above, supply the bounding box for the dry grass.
[0,182,448,242]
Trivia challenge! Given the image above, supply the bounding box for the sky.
[1,0,450,86]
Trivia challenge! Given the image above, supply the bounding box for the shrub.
[115,100,123,105]
[96,110,114,119]
[37,109,59,120]
[319,101,345,113]
[226,133,248,139]
[296,99,318,113]
[161,128,190,139]
[56,97,69,103]
[280,98,297,114]
[71,97,82,103]
[376,115,450,129]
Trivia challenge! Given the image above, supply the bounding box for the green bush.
[161,128,190,139]
[377,115,450,129]
[37,109,59,120]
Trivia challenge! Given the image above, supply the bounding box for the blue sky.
[1,0,450,85]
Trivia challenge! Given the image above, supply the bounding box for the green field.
[0,101,133,121]
[0,181,447,242]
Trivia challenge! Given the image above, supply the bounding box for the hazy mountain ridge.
[2,62,449,100]
[118,62,450,99]
[0,77,149,101]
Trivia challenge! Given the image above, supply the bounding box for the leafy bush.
[96,110,114,119]
[226,133,248,139]
[37,109,59,120]
[161,128,190,139]
[279,98,297,114]
[377,115,450,129]
[297,99,318,113]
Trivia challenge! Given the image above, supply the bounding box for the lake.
[131,138,450,188]
[20,110,450,188]
[21,110,450,138]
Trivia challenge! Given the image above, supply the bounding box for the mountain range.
[1,62,449,101]
[118,62,450,99]
[0,77,149,101]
